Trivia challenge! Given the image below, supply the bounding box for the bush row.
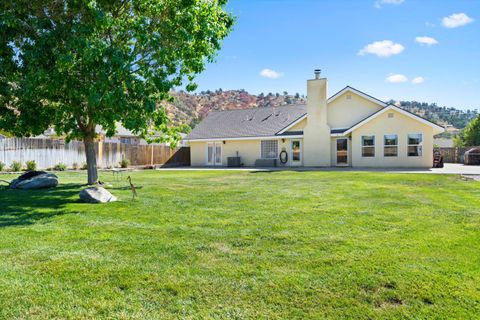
[0,159,131,172]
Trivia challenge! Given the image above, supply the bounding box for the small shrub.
[72,162,79,170]
[10,161,22,172]
[81,163,88,170]
[26,160,37,171]
[119,158,130,168]
[0,161,5,172]
[54,163,67,171]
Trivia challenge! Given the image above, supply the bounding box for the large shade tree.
[0,0,233,184]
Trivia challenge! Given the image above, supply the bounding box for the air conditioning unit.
[227,156,241,167]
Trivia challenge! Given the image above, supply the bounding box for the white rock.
[79,186,117,203]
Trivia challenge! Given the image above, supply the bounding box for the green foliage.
[0,0,234,180]
[0,161,5,171]
[81,163,88,170]
[119,158,130,168]
[25,160,37,171]
[455,114,480,147]
[53,163,67,171]
[10,161,22,172]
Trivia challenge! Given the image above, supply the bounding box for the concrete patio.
[161,163,480,175]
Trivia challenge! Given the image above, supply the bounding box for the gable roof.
[343,104,445,135]
[185,104,307,141]
[327,86,388,107]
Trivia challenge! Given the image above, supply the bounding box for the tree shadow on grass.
[0,184,82,228]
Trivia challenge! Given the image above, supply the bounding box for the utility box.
[227,156,241,167]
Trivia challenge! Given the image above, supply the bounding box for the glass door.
[207,142,222,166]
[207,143,214,165]
[214,143,222,165]
[291,140,302,165]
[336,138,348,166]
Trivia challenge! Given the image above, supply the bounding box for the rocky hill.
[165,90,306,128]
[165,89,477,132]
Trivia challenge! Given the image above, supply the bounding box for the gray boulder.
[79,186,117,203]
[10,171,58,190]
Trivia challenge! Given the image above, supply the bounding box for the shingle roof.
[185,104,307,140]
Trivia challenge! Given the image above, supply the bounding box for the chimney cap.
[314,69,321,79]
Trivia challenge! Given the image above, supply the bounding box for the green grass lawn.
[0,170,479,319]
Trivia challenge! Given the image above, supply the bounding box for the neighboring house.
[434,138,454,148]
[101,125,188,147]
[185,70,445,167]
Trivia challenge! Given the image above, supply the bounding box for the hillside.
[392,100,478,131]
[165,90,306,128]
[165,89,477,132]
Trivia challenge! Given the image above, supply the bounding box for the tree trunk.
[84,136,98,185]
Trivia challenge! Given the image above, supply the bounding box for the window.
[384,134,398,157]
[362,136,375,157]
[261,140,278,159]
[120,137,133,144]
[408,134,422,156]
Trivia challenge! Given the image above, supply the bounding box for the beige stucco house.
[185,70,445,168]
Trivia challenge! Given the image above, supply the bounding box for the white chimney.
[303,69,331,166]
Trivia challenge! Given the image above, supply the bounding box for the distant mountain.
[165,90,306,128]
[391,100,478,131]
[164,89,477,132]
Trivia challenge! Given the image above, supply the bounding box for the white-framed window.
[384,134,398,157]
[408,134,423,156]
[361,136,375,157]
[261,140,278,159]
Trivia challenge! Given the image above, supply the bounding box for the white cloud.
[442,13,474,28]
[259,68,284,79]
[386,74,408,83]
[412,76,425,84]
[358,40,405,57]
[415,36,438,46]
[375,0,404,8]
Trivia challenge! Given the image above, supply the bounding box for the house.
[185,70,445,167]
[101,124,188,146]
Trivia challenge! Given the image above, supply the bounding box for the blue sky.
[193,0,479,110]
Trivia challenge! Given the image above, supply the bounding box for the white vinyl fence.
[0,138,86,169]
[0,138,190,169]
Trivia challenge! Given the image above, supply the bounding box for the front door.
[207,142,222,166]
[336,138,349,166]
[291,140,302,166]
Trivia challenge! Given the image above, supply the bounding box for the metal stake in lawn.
[127,176,138,200]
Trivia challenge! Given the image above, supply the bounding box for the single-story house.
[185,70,445,167]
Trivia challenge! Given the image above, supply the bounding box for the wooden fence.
[438,146,479,163]
[0,138,190,169]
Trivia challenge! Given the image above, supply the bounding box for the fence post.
[97,140,103,168]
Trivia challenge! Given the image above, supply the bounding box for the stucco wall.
[287,118,307,131]
[190,141,207,166]
[327,92,383,129]
[350,109,434,167]
[189,138,303,167]
[303,78,331,166]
